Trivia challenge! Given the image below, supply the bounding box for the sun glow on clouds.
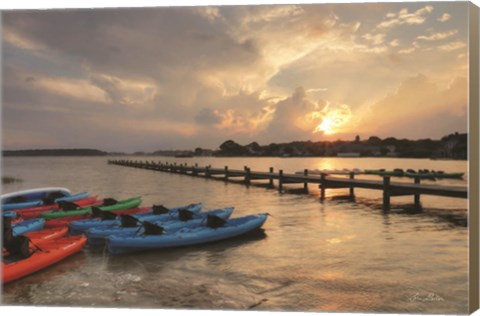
[1,3,469,150]
[310,103,353,136]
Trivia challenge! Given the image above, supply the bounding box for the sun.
[315,117,335,135]
[312,104,352,135]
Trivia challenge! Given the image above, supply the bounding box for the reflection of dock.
[108,160,468,211]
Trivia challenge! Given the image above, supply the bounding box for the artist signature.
[409,292,444,302]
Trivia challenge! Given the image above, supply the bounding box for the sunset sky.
[1,1,470,152]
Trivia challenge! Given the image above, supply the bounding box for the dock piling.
[108,160,467,210]
[383,176,391,211]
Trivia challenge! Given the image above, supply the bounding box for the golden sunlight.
[312,104,352,135]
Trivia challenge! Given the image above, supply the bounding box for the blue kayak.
[12,218,46,236]
[55,192,90,203]
[3,211,17,219]
[107,213,268,255]
[2,200,43,211]
[2,187,71,203]
[69,203,203,235]
[1,188,78,211]
[88,207,234,246]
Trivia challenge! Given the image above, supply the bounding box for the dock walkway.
[108,160,468,210]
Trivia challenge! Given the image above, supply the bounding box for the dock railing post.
[383,176,391,211]
[279,169,284,192]
[349,172,355,198]
[320,173,326,200]
[224,166,229,181]
[244,166,251,185]
[269,167,274,188]
[303,169,309,192]
[414,176,421,210]
[205,166,211,178]
[192,163,197,176]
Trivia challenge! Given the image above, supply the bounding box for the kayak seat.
[9,195,28,203]
[102,198,118,206]
[178,209,194,221]
[42,191,68,205]
[4,235,32,261]
[143,221,165,235]
[100,211,117,221]
[120,214,140,227]
[91,206,103,217]
[58,201,80,211]
[206,215,226,229]
[152,204,170,215]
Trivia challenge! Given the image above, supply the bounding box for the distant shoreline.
[2,132,468,160]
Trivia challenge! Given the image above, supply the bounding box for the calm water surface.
[1,156,469,313]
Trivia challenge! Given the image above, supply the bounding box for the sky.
[1,1,471,152]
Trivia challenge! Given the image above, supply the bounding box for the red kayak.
[2,235,87,284]
[44,207,151,228]
[15,196,99,219]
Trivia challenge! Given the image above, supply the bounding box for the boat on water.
[40,196,143,219]
[2,235,87,284]
[107,213,268,255]
[10,218,46,236]
[14,196,99,219]
[295,168,364,175]
[69,202,203,235]
[88,207,234,247]
[1,187,72,211]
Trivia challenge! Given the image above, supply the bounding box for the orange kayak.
[3,227,68,257]
[24,227,69,244]
[2,235,87,284]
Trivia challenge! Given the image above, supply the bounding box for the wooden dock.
[108,159,468,211]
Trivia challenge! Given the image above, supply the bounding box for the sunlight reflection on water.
[1,156,469,313]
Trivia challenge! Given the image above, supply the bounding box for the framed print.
[1,1,479,315]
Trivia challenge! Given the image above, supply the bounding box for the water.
[1,156,469,313]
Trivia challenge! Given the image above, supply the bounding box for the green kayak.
[40,197,143,219]
[405,172,464,179]
[364,169,404,177]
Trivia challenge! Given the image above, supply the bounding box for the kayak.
[405,171,464,179]
[3,211,17,219]
[1,187,71,203]
[364,169,404,177]
[55,192,90,203]
[107,213,268,255]
[2,192,91,212]
[88,207,233,246]
[69,202,203,235]
[44,207,150,228]
[12,218,46,236]
[296,169,363,175]
[3,227,69,258]
[15,196,99,219]
[2,235,87,284]
[1,187,71,211]
[24,227,69,244]
[40,197,143,219]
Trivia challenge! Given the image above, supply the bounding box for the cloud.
[417,30,458,41]
[377,5,433,29]
[261,87,320,142]
[1,4,469,151]
[362,33,386,45]
[356,74,467,138]
[437,13,451,22]
[389,39,400,47]
[398,47,416,54]
[438,41,467,51]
